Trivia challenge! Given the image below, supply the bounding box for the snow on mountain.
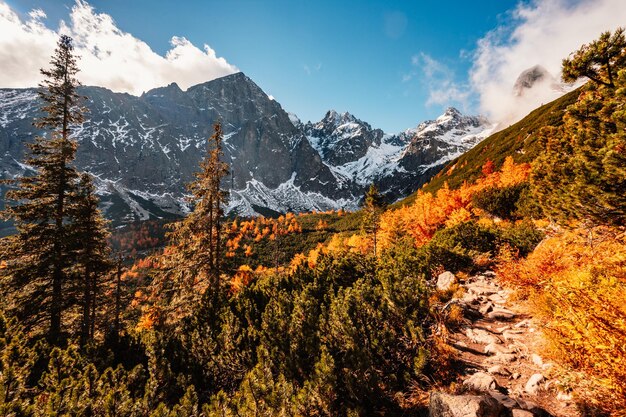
[304,106,495,200]
[0,72,493,230]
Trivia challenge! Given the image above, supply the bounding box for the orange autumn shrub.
[379,156,530,250]
[231,265,255,293]
[498,228,626,414]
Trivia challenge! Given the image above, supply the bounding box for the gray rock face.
[304,110,383,166]
[305,106,494,202]
[0,73,345,225]
[400,108,492,172]
[0,73,493,228]
[429,392,505,417]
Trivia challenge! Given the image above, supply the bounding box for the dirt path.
[440,271,580,417]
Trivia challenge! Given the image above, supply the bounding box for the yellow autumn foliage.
[498,227,626,414]
[379,156,530,250]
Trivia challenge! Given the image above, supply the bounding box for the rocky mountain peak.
[513,65,564,97]
[305,110,382,167]
[399,107,494,174]
[142,82,184,99]
[438,106,462,121]
[0,72,495,228]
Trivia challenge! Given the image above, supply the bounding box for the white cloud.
[0,0,237,95]
[470,0,626,127]
[406,52,470,109]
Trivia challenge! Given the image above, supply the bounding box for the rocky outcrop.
[429,392,505,417]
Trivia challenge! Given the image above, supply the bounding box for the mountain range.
[0,72,494,227]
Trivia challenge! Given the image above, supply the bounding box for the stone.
[429,392,505,417]
[525,373,546,394]
[511,373,521,380]
[437,271,457,292]
[487,365,511,376]
[502,330,524,341]
[531,354,543,367]
[484,343,506,355]
[489,392,518,408]
[514,319,531,328]
[463,372,500,392]
[479,302,494,315]
[488,353,517,364]
[466,284,499,296]
[466,328,499,345]
[512,410,534,417]
[495,325,510,334]
[488,293,506,303]
[487,308,517,320]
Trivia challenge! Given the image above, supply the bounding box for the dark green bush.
[422,221,498,273]
[472,183,529,220]
[496,220,544,257]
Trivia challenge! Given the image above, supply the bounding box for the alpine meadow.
[0,1,625,416]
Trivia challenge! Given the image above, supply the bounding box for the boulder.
[525,373,546,394]
[484,343,506,355]
[479,302,494,315]
[437,271,457,292]
[488,308,517,320]
[487,352,517,364]
[429,392,505,417]
[487,365,511,376]
[466,328,499,345]
[489,392,518,408]
[463,372,500,392]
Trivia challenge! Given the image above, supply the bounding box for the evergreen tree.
[71,173,111,344]
[151,122,230,323]
[0,312,36,416]
[533,28,626,227]
[0,35,84,341]
[361,184,385,256]
[562,28,626,88]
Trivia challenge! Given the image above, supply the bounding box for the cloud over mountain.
[0,0,237,95]
[470,0,626,127]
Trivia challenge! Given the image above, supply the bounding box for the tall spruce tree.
[0,35,85,341]
[151,122,230,323]
[71,173,111,344]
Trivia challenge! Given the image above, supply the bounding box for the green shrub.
[472,183,529,220]
[496,221,544,257]
[422,221,498,273]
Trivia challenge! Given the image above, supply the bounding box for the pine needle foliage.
[0,35,85,341]
[533,28,626,227]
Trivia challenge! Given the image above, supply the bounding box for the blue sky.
[3,0,624,131]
